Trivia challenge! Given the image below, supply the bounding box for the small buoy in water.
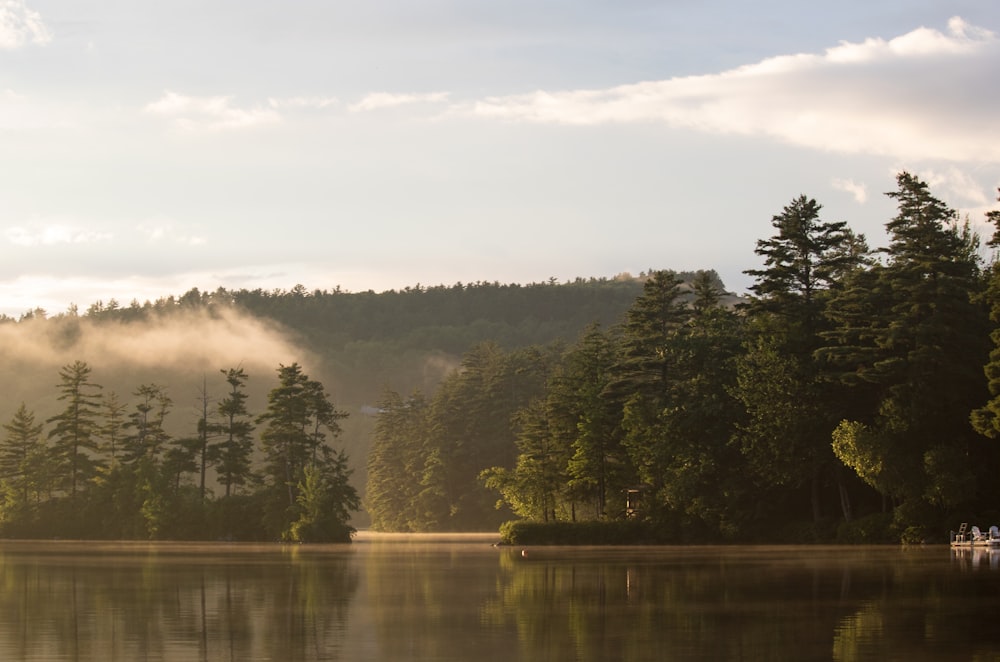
[521,549,527,558]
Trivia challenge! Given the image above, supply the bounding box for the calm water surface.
[0,535,998,661]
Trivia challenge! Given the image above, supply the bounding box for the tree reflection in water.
[0,541,358,661]
[0,540,999,661]
[479,545,1000,662]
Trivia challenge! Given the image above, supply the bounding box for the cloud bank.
[145,91,281,131]
[465,17,1000,163]
[349,92,450,112]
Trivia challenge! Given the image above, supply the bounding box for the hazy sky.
[2,1,999,317]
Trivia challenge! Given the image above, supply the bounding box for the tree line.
[7,275,659,409]
[366,173,1000,543]
[1,361,358,541]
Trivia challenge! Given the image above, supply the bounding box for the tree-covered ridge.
[7,274,734,360]
[4,273,728,412]
[368,174,1000,543]
[0,362,358,542]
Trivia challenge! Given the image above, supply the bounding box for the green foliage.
[47,360,103,499]
[971,189,1000,438]
[122,383,172,465]
[286,460,357,543]
[0,361,358,542]
[821,172,990,521]
[365,389,429,531]
[257,363,356,541]
[831,421,897,497]
[554,324,628,519]
[1,404,46,512]
[737,197,870,524]
[210,367,255,497]
[418,343,554,531]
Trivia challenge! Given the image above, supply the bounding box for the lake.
[0,534,998,661]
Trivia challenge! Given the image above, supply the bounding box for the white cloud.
[831,178,868,204]
[463,17,1000,164]
[5,224,112,247]
[145,91,280,131]
[350,92,449,112]
[913,166,991,206]
[0,0,50,49]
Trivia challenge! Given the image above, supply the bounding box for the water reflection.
[950,545,1000,571]
[0,541,358,661]
[0,540,998,661]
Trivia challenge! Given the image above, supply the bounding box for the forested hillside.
[0,271,724,537]
[72,275,701,399]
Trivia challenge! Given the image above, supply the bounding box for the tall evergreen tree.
[613,270,691,514]
[736,197,869,524]
[552,324,628,520]
[1,404,46,511]
[210,367,255,498]
[122,384,172,465]
[257,363,355,540]
[744,195,863,352]
[47,361,103,499]
[97,391,127,466]
[970,189,1000,438]
[821,173,988,531]
[967,189,1000,508]
[655,275,746,538]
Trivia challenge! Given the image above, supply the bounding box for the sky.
[2,1,999,318]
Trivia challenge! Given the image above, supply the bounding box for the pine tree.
[821,173,988,526]
[553,324,627,520]
[1,404,46,510]
[210,368,255,498]
[47,361,103,499]
[257,363,355,540]
[97,391,127,466]
[737,197,869,524]
[613,270,692,514]
[744,195,864,353]
[970,190,1000,438]
[121,384,172,465]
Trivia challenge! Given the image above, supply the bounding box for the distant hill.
[74,271,735,403]
[1,270,734,525]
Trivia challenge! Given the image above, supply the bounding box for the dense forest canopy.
[0,273,701,537]
[364,173,1000,542]
[4,173,999,543]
